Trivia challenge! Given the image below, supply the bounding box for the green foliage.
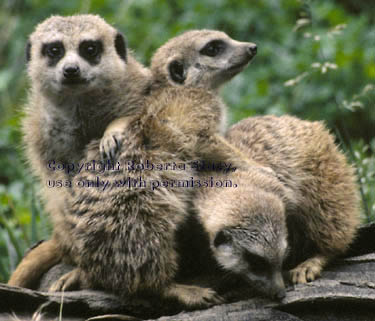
[0,0,374,282]
[351,139,375,223]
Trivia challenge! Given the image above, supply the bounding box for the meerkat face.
[151,30,257,90]
[26,15,127,97]
[211,196,288,300]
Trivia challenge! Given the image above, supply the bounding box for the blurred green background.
[0,0,374,282]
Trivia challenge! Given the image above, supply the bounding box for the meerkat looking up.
[100,29,258,159]
[48,30,260,308]
[8,14,151,288]
[195,115,361,299]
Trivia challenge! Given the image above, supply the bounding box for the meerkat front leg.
[49,267,91,292]
[198,134,275,175]
[163,283,224,308]
[100,116,136,160]
[289,254,329,284]
[51,271,223,308]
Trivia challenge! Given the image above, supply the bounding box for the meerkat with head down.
[8,14,151,288]
[47,30,260,308]
[195,115,361,300]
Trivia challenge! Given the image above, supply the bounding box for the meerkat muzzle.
[247,44,257,57]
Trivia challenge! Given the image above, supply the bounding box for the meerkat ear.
[168,60,186,84]
[26,41,31,63]
[114,32,127,62]
[214,230,232,247]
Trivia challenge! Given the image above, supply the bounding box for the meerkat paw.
[49,267,89,292]
[164,283,224,308]
[289,255,328,284]
[100,131,124,161]
[100,116,134,160]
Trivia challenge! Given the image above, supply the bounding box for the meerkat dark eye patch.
[244,252,269,274]
[42,41,65,66]
[115,33,127,62]
[214,230,232,247]
[168,60,186,84]
[79,40,103,65]
[200,40,226,57]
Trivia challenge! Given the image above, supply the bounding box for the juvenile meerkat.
[195,115,361,299]
[8,14,151,288]
[49,30,259,308]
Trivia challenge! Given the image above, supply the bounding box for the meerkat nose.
[274,288,286,300]
[247,44,257,57]
[63,65,80,79]
[270,271,286,300]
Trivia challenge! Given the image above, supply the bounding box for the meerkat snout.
[63,64,81,81]
[247,43,257,57]
[268,271,286,300]
[58,53,89,87]
[244,269,285,300]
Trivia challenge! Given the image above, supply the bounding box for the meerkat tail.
[8,239,61,288]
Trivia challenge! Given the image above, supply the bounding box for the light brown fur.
[8,240,61,288]
[47,30,259,308]
[10,29,259,308]
[195,115,361,299]
[100,29,258,159]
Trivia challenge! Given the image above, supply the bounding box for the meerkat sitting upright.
[195,115,361,299]
[7,14,151,288]
[48,30,261,308]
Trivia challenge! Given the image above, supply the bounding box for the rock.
[2,223,375,320]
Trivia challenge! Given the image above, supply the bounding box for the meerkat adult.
[100,29,258,159]
[195,115,361,299]
[48,30,260,308]
[8,14,151,288]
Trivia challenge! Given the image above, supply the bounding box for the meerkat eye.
[48,46,62,58]
[79,40,103,60]
[200,40,226,57]
[214,230,232,247]
[42,42,65,59]
[244,252,269,274]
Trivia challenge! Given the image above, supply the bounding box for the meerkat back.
[226,115,361,285]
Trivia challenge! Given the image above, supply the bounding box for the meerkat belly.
[63,151,193,293]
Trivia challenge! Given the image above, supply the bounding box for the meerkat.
[100,29,258,159]
[195,115,361,300]
[8,14,151,288]
[47,30,261,308]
